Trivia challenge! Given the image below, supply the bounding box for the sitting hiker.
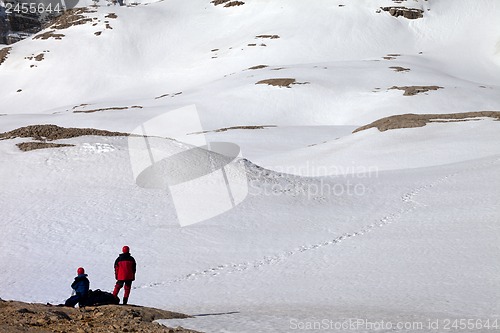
[64,267,90,307]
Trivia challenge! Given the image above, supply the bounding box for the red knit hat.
[77,267,85,275]
[122,246,130,253]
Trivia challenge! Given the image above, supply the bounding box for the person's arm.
[114,257,119,279]
[132,257,137,274]
[83,278,90,294]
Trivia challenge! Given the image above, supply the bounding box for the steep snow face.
[0,1,500,332]
[0,0,499,125]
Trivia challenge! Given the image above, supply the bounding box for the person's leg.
[113,280,124,297]
[77,293,88,307]
[64,295,80,307]
[123,280,132,305]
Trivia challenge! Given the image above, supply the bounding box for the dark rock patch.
[353,111,500,133]
[224,1,244,7]
[0,124,129,141]
[256,34,280,39]
[33,30,65,40]
[256,78,309,88]
[73,105,143,113]
[389,66,410,72]
[247,64,268,70]
[49,8,94,30]
[381,6,424,19]
[191,125,277,135]
[389,85,442,96]
[0,299,197,332]
[16,142,75,152]
[0,47,11,65]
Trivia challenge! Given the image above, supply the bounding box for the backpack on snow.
[83,289,119,306]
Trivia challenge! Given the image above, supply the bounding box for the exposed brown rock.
[49,8,94,30]
[211,0,230,5]
[34,53,45,61]
[381,6,424,19]
[16,142,75,152]
[33,31,65,40]
[256,78,309,88]
[256,78,296,87]
[155,92,182,100]
[353,111,500,133]
[224,1,244,7]
[191,125,277,134]
[389,85,443,96]
[247,65,268,70]
[73,106,143,113]
[255,34,280,39]
[0,124,129,141]
[389,66,410,72]
[0,47,12,66]
[0,299,197,333]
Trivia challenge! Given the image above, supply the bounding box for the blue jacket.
[71,274,90,296]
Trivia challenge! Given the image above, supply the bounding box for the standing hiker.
[64,267,90,307]
[112,246,136,305]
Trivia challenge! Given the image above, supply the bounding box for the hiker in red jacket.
[112,246,136,305]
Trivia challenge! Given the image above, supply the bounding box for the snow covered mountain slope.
[0,0,499,332]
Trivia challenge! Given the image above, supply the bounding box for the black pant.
[64,293,87,307]
[113,280,133,299]
[116,280,132,288]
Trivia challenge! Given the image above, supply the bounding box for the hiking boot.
[122,297,128,305]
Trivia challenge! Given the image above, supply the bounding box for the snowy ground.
[1,0,500,332]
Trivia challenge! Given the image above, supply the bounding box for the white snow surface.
[1,0,500,332]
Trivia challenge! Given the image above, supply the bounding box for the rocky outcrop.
[389,85,442,96]
[353,111,500,133]
[0,7,44,44]
[0,46,11,65]
[0,7,7,44]
[0,124,130,141]
[211,0,245,7]
[0,298,199,332]
[381,6,424,19]
[0,5,88,44]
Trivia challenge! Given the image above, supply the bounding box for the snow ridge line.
[136,156,500,289]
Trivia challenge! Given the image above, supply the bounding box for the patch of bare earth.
[380,6,424,19]
[33,31,65,40]
[255,35,280,39]
[155,92,182,100]
[353,111,500,133]
[48,8,94,30]
[247,65,268,70]
[0,47,12,66]
[390,85,443,96]
[192,125,276,134]
[211,0,244,7]
[382,53,400,60]
[25,53,45,61]
[389,66,410,72]
[211,0,229,5]
[73,106,143,113]
[225,1,244,7]
[0,298,197,333]
[256,78,309,88]
[16,142,75,152]
[0,124,129,141]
